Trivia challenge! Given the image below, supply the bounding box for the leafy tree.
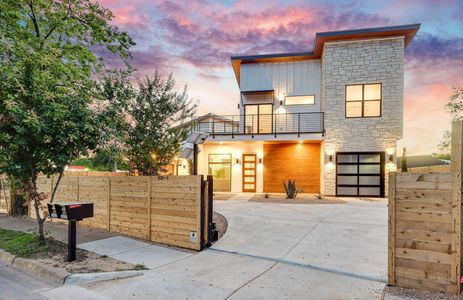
[93,70,134,171]
[125,73,197,175]
[438,87,463,155]
[0,0,134,240]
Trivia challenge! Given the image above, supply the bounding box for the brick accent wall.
[321,37,405,195]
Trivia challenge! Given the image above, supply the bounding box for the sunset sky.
[99,0,463,155]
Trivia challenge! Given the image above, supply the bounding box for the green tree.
[0,0,134,240]
[93,70,134,171]
[438,87,463,155]
[125,73,197,175]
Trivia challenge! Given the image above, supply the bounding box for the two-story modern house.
[192,24,420,197]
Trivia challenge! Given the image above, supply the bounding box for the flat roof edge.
[315,23,421,38]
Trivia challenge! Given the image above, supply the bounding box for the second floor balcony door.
[244,104,273,134]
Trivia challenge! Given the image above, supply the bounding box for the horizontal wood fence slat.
[389,171,461,294]
[32,174,208,251]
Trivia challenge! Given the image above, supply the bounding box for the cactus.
[283,180,298,199]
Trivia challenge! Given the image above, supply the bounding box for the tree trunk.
[30,175,45,241]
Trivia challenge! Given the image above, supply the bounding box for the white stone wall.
[321,37,405,195]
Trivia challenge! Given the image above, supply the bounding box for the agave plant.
[283,180,298,199]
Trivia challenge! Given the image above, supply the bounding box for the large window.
[208,154,232,192]
[345,83,381,118]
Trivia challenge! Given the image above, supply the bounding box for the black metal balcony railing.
[191,112,324,137]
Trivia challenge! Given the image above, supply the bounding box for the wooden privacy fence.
[389,121,463,295]
[408,165,451,173]
[388,172,460,294]
[33,175,213,251]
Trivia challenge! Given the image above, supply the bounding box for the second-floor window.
[345,83,382,118]
[285,95,315,105]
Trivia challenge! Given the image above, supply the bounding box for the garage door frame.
[335,151,385,197]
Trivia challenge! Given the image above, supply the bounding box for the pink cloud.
[95,0,462,155]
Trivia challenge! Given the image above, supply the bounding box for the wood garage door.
[336,152,385,197]
[263,142,320,193]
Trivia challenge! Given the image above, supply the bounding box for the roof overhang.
[231,23,420,84]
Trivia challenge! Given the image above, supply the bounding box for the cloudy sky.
[99,0,463,155]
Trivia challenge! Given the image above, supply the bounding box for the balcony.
[191,112,324,138]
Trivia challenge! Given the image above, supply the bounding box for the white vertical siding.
[240,60,321,113]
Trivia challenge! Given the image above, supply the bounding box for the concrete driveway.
[39,194,387,299]
[211,194,387,282]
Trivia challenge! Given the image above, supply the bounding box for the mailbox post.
[47,202,94,262]
[68,219,77,262]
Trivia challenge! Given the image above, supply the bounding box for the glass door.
[208,154,232,192]
[244,104,273,134]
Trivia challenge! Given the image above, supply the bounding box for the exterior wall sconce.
[235,158,240,164]
[258,158,262,164]
[279,100,284,106]
[329,155,333,162]
[389,154,394,162]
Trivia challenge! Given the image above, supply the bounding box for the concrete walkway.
[78,236,194,269]
[36,195,387,299]
[0,214,117,244]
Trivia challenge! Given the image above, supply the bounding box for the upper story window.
[285,95,315,105]
[345,83,381,118]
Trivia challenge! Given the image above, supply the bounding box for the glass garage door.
[336,152,385,197]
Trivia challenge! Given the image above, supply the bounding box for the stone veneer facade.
[321,37,405,196]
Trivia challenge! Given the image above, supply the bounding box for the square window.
[345,84,381,118]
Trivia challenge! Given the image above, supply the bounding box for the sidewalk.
[0,214,195,270]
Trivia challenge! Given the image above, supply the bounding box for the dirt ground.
[213,212,228,240]
[383,285,463,300]
[32,238,139,274]
[249,193,347,204]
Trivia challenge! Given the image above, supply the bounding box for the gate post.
[206,175,214,247]
[388,172,396,286]
[450,121,463,294]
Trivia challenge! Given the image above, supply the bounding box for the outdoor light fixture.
[258,158,262,164]
[389,154,394,162]
[329,155,333,162]
[279,100,284,106]
[235,158,240,164]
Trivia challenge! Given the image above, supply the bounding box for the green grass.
[0,228,50,258]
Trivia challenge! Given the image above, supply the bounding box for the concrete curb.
[64,270,144,285]
[0,249,15,265]
[13,257,71,283]
[0,249,70,284]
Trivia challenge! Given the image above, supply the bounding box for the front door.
[242,154,257,192]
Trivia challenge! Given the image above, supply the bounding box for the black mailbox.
[47,202,94,262]
[47,202,93,221]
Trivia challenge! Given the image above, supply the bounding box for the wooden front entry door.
[242,154,257,192]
